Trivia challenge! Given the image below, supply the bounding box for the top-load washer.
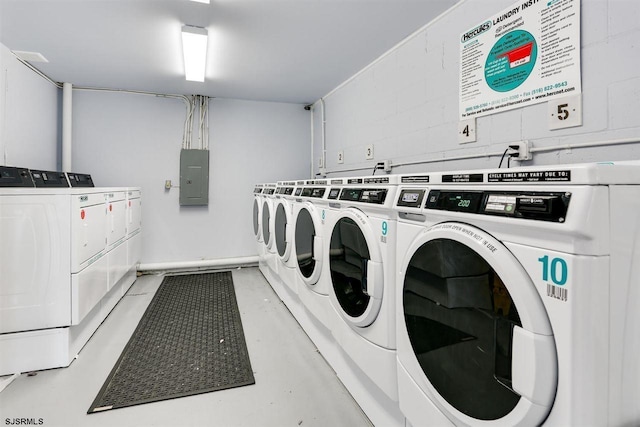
[396,161,640,427]
[324,175,400,404]
[273,180,303,300]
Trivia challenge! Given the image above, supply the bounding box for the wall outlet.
[508,140,532,161]
[337,150,344,164]
[365,144,374,160]
[165,180,172,190]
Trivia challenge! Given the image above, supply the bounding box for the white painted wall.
[72,92,310,263]
[312,0,640,176]
[0,43,58,169]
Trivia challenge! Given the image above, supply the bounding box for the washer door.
[253,197,262,242]
[401,222,557,425]
[262,200,274,249]
[295,204,323,285]
[275,200,293,262]
[329,208,383,327]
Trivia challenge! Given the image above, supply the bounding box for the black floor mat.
[88,272,255,413]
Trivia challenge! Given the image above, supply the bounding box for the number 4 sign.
[548,94,582,130]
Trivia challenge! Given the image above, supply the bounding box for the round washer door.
[253,198,262,242]
[329,208,384,327]
[274,200,293,262]
[262,200,274,249]
[401,222,557,426]
[294,203,323,285]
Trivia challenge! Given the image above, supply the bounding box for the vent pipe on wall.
[62,82,72,171]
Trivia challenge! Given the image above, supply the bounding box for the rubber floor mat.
[88,271,255,413]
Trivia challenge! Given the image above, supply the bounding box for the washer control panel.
[425,190,571,222]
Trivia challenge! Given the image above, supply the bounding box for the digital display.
[402,193,420,203]
[425,190,483,212]
[340,189,362,201]
[311,189,324,197]
[328,188,341,199]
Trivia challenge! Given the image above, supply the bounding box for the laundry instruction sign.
[459,0,581,119]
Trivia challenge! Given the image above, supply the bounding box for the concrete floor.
[0,267,371,427]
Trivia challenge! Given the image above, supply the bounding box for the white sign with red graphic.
[459,0,581,119]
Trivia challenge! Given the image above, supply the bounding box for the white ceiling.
[0,0,458,104]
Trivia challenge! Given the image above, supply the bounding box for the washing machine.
[252,183,265,260]
[126,188,142,269]
[394,172,455,426]
[261,183,280,286]
[324,175,400,404]
[273,180,303,299]
[396,161,640,427]
[293,179,331,327]
[257,183,277,283]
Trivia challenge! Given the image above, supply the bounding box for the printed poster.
[459,0,581,119]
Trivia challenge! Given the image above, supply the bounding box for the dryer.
[396,162,640,427]
[324,175,400,403]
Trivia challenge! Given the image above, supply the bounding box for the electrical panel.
[180,149,209,206]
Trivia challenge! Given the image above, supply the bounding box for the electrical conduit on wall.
[62,82,72,171]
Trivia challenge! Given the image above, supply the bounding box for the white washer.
[324,175,400,404]
[273,180,303,299]
[252,183,265,261]
[258,183,278,285]
[394,172,454,426]
[126,188,142,270]
[396,162,640,427]
[293,179,331,327]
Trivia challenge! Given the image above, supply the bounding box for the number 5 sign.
[548,94,582,130]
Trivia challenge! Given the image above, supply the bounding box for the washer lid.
[329,208,383,327]
[401,222,557,425]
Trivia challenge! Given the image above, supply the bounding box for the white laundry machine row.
[0,167,142,375]
[394,161,640,427]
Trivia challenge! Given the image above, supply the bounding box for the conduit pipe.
[62,82,73,171]
[138,256,259,273]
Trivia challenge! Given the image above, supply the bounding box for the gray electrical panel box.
[180,149,209,206]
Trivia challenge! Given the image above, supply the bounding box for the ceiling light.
[189,0,210,3]
[181,26,208,82]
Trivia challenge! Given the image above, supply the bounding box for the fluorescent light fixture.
[189,0,210,3]
[181,25,208,82]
